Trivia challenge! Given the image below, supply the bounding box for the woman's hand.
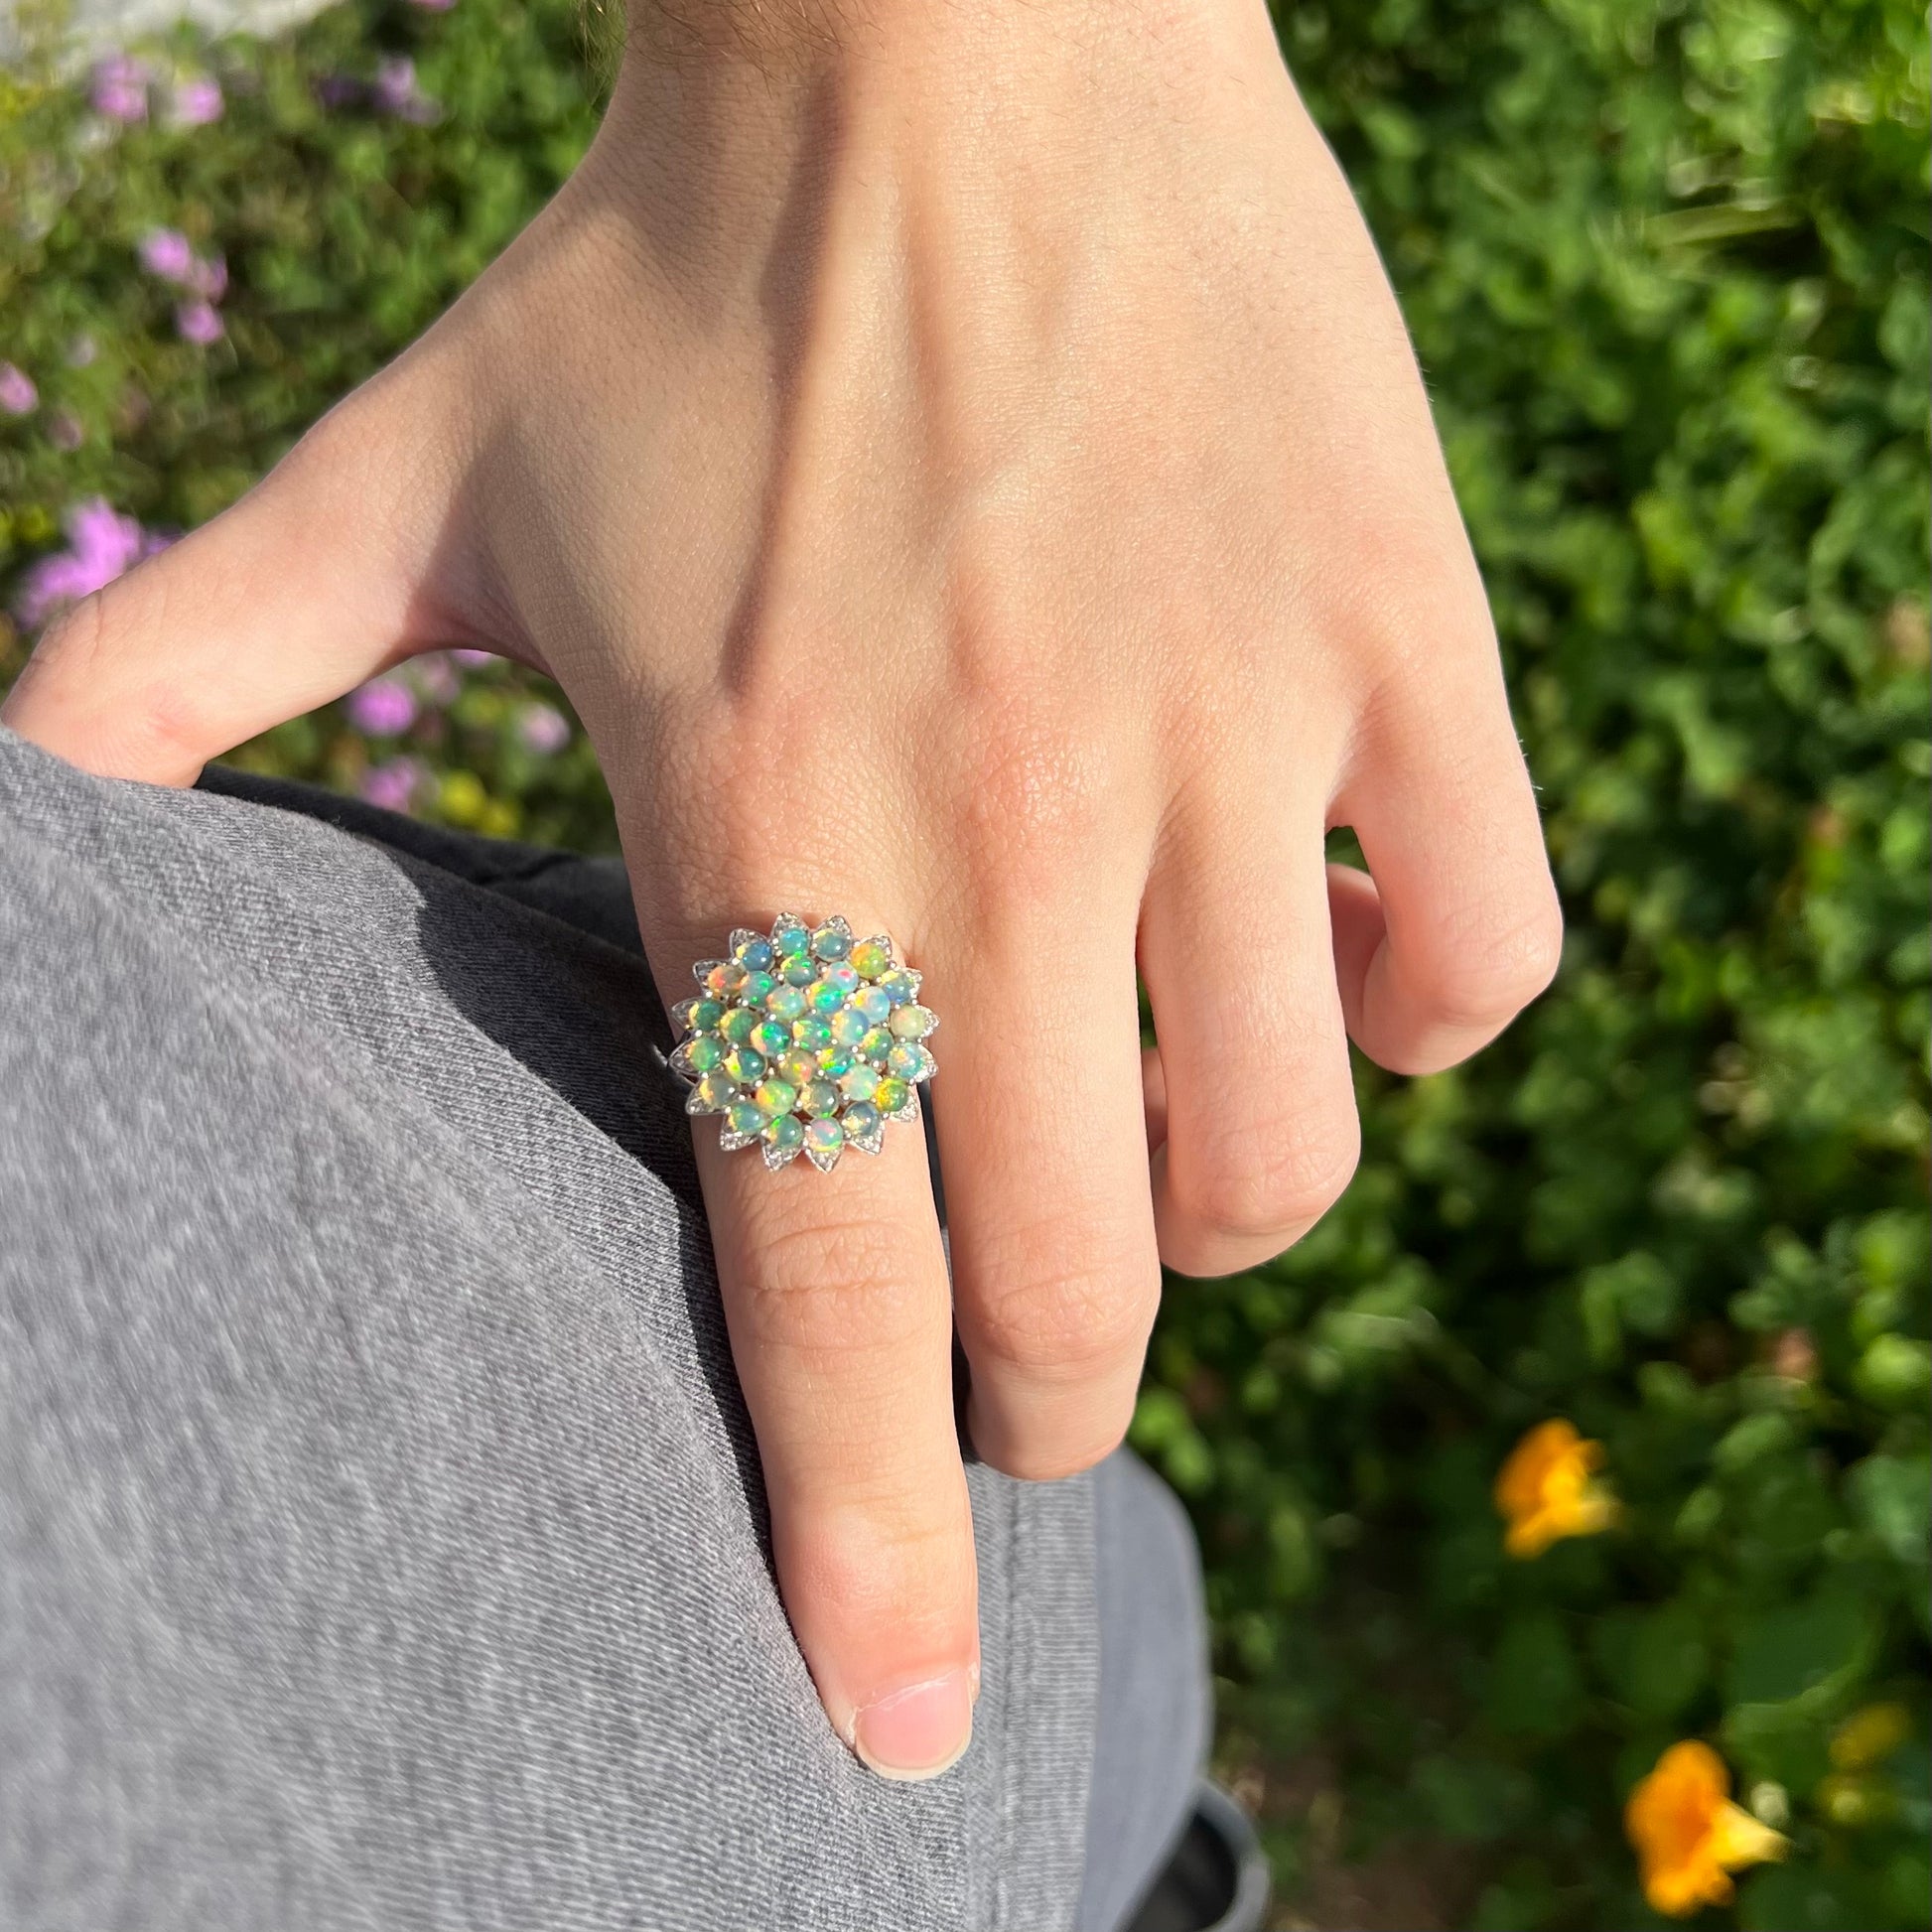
[3,0,1561,1778]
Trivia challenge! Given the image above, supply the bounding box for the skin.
[4,0,1562,1778]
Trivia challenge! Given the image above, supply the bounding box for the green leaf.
[1486,1613,1586,1740]
[1847,1455,1932,1570]
[1739,1864,1886,1932]
[1412,1752,1533,1844]
[1617,1600,1710,1720]
[1725,1593,1878,1710]
[1855,1336,1932,1409]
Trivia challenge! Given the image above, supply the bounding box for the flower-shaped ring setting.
[670,915,939,1173]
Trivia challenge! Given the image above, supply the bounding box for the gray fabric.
[0,726,1206,1930]
[1075,1456,1212,1932]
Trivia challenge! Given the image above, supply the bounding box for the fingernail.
[851,1670,975,1781]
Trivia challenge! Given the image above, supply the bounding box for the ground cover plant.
[2,0,1926,1925]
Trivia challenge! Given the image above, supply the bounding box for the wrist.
[593,0,1284,201]
[619,0,1263,75]
[542,0,1299,353]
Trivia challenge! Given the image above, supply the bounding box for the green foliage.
[2,1,1926,1925]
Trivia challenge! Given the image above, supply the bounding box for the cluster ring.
[669,914,939,1173]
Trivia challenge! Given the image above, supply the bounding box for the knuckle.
[696,698,803,832]
[1416,892,1565,1028]
[34,588,111,672]
[1332,524,1493,682]
[26,591,210,784]
[947,691,1115,895]
[787,1508,973,1628]
[125,677,216,778]
[653,691,867,902]
[965,1243,1160,1383]
[1173,1105,1360,1246]
[737,1209,930,1359]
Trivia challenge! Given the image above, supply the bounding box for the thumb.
[2,358,491,786]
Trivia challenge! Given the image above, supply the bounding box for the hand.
[4,0,1560,1778]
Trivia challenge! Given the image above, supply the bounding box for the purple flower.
[372,56,439,122]
[516,702,571,754]
[314,74,365,111]
[347,678,419,737]
[48,410,84,451]
[175,300,225,345]
[410,652,461,705]
[359,758,424,812]
[371,56,416,110]
[15,498,151,627]
[169,75,224,126]
[89,54,150,123]
[0,362,36,414]
[141,234,227,305]
[371,57,414,112]
[190,251,227,303]
[450,648,496,667]
[138,226,196,284]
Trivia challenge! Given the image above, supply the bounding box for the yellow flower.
[1626,1741,1788,1918]
[1494,1419,1618,1557]
[1830,1702,1911,1772]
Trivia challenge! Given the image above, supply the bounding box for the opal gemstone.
[888,1042,936,1082]
[754,1077,798,1118]
[682,919,934,1172]
[765,984,808,1022]
[723,1046,767,1084]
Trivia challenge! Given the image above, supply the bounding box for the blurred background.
[1,1,1926,1926]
